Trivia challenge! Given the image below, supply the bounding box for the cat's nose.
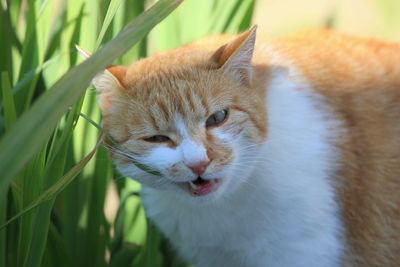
[187,160,209,176]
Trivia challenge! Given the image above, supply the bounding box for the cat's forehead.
[111,49,243,134]
[125,77,232,129]
[120,48,237,107]
[123,62,233,116]
[114,70,234,139]
[123,47,220,85]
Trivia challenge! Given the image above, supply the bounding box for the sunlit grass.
[0,0,255,266]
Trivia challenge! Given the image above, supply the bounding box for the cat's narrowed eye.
[206,109,229,128]
[143,135,170,143]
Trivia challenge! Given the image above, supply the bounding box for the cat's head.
[89,26,267,202]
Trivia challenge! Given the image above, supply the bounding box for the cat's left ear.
[75,45,127,91]
[76,45,127,111]
[211,25,257,85]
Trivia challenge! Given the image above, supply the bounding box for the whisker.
[103,143,161,174]
[103,144,135,160]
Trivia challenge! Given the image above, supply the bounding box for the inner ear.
[93,65,127,92]
[106,65,127,89]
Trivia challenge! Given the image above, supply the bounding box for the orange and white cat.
[80,25,400,266]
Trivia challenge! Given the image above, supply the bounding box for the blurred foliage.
[252,0,400,41]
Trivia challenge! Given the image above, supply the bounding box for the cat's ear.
[76,45,127,111]
[92,66,127,92]
[211,25,257,85]
[75,45,127,91]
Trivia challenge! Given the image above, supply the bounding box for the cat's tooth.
[189,181,199,190]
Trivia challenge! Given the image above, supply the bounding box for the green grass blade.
[0,0,183,197]
[15,0,39,111]
[0,193,5,267]
[1,72,17,129]
[109,192,141,256]
[17,147,46,267]
[0,57,57,113]
[144,220,163,267]
[42,223,73,267]
[133,219,163,267]
[109,242,139,267]
[0,138,101,229]
[94,0,124,50]
[22,198,56,267]
[23,115,79,267]
[237,0,257,32]
[0,4,14,77]
[115,0,147,64]
[0,72,17,267]
[85,146,112,266]
[11,56,58,95]
[68,3,86,68]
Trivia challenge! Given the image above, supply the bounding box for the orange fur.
[98,28,400,266]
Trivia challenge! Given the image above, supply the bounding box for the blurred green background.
[0,0,399,266]
[254,0,400,41]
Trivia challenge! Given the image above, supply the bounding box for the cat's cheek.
[140,146,181,173]
[210,128,232,142]
[219,139,259,195]
[115,160,174,189]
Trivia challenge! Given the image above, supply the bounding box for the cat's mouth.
[186,177,221,196]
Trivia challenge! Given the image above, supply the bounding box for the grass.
[0,0,256,266]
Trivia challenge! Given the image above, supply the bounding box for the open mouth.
[187,177,221,196]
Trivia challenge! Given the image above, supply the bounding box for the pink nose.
[187,161,209,176]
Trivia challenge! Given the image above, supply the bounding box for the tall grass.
[0,0,256,266]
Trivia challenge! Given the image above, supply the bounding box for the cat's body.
[87,27,400,266]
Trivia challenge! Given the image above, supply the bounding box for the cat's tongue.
[188,177,219,196]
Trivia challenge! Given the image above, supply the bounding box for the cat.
[79,25,400,266]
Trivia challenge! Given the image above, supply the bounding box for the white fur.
[143,146,180,169]
[175,114,209,166]
[139,67,345,266]
[180,139,209,166]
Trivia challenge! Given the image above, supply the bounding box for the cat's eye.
[143,135,170,143]
[206,109,229,128]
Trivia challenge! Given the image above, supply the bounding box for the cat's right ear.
[211,25,257,86]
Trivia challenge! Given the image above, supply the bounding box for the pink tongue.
[193,183,214,195]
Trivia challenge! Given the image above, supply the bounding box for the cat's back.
[263,29,400,266]
[261,29,400,93]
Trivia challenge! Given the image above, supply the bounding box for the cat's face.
[94,26,267,202]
